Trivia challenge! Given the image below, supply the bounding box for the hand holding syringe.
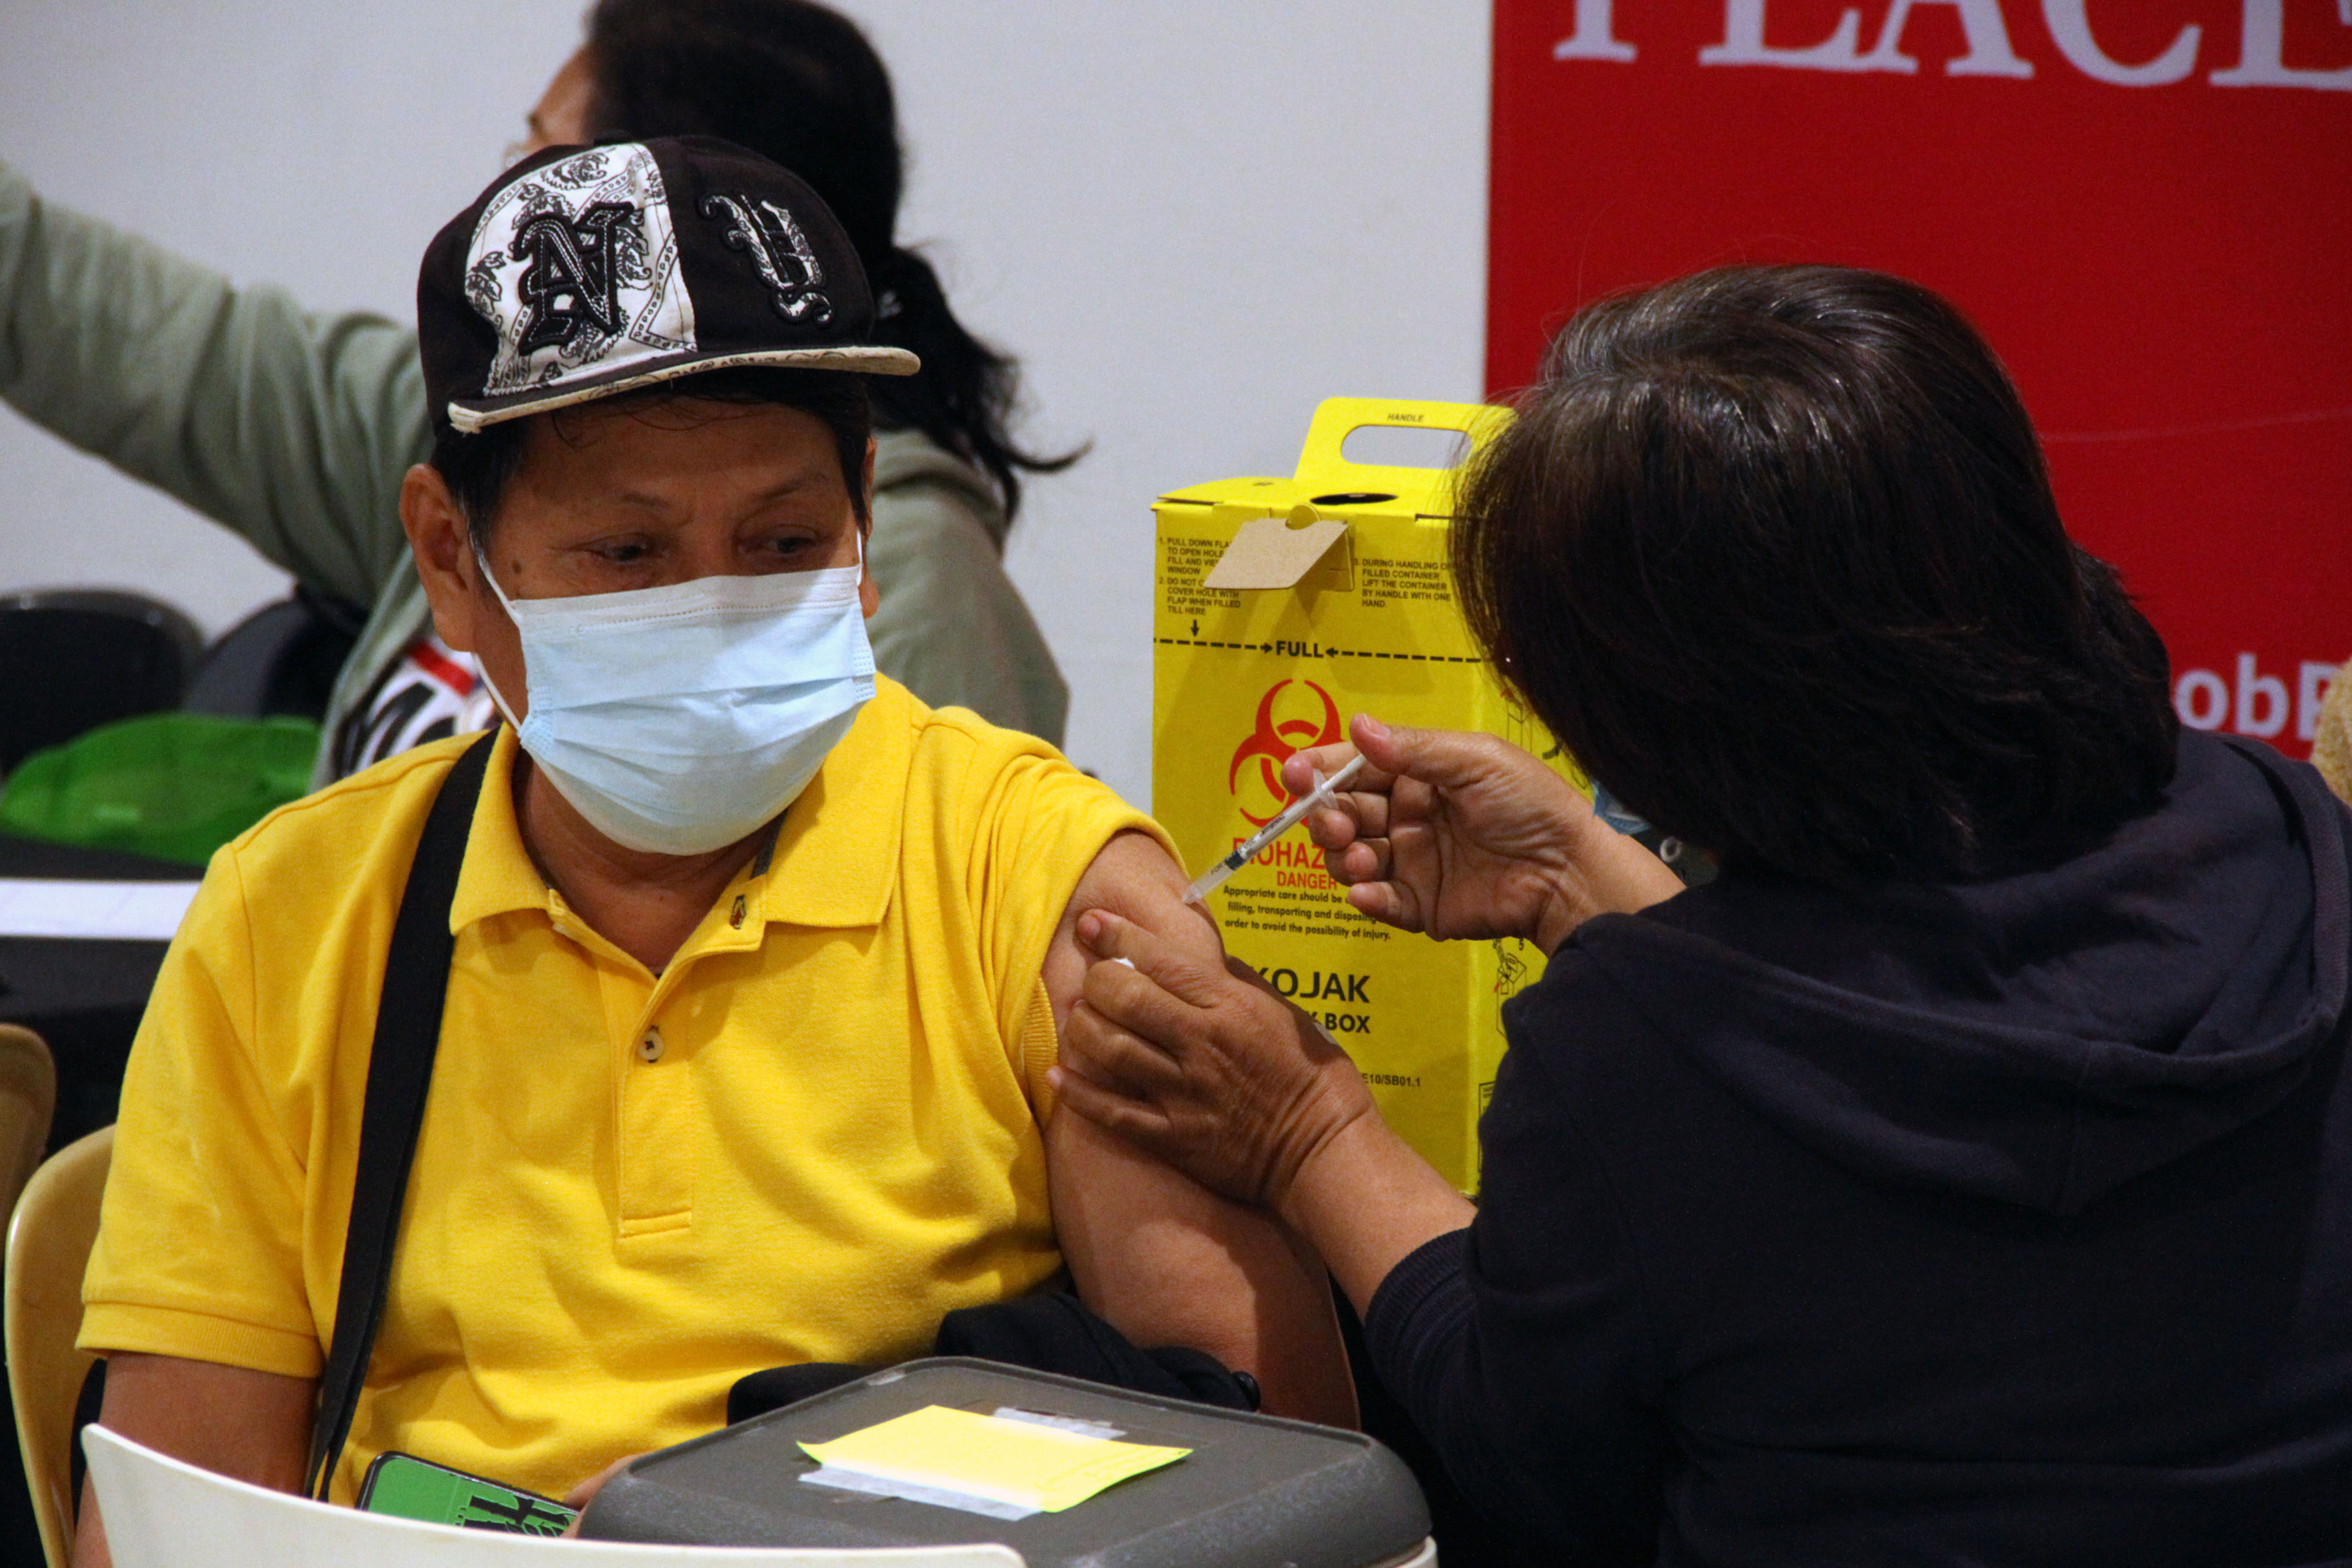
[1181,755,1367,906]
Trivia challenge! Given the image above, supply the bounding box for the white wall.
[0,2,1491,808]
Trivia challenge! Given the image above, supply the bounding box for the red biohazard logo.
[1228,679,1343,826]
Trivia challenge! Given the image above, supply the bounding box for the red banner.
[1490,1,2352,755]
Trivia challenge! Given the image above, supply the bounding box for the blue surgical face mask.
[474,541,874,856]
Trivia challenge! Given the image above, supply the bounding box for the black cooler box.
[578,1358,1435,1567]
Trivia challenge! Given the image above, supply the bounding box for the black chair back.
[183,587,363,723]
[0,591,204,774]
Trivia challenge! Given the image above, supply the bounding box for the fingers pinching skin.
[1075,909,1228,1010]
[1080,956,1200,1048]
[1056,922,1375,1207]
[1046,1064,1180,1159]
[1062,1002,1186,1096]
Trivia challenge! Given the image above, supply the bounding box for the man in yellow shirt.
[73,139,1348,1563]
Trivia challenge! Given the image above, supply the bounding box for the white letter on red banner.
[1701,1,1874,71]
[1553,0,1637,62]
[2041,0,2202,85]
[1860,0,2036,76]
[2212,0,2352,90]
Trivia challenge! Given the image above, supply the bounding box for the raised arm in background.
[0,160,1070,748]
[0,157,427,607]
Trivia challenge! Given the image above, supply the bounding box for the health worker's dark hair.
[1454,264,2178,885]
[434,366,872,547]
[580,0,1078,527]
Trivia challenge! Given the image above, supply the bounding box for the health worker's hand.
[1285,715,1684,954]
[1051,909,1379,1218]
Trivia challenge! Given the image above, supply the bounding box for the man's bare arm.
[1041,831,1357,1428]
[71,1353,313,1568]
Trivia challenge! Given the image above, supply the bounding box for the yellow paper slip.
[799,1405,1190,1514]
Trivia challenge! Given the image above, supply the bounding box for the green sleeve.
[0,159,430,608]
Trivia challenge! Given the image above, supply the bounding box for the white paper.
[800,1465,1038,1520]
[0,879,199,941]
[989,1408,1125,1442]
[82,1426,1026,1567]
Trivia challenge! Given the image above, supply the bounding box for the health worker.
[1055,266,2352,1567]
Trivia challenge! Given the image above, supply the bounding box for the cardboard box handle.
[1293,397,1513,500]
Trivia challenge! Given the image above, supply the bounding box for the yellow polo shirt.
[82,677,1165,1503]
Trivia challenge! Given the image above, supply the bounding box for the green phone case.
[356,1450,578,1535]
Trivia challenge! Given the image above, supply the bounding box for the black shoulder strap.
[305,734,496,1499]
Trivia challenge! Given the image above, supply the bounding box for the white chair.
[82,1424,1026,1567]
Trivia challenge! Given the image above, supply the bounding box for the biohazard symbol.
[1228,679,1343,827]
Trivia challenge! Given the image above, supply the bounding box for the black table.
[0,832,195,1152]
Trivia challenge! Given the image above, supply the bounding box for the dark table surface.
[0,832,195,1151]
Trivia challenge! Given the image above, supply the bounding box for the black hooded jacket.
[1363,732,2352,1566]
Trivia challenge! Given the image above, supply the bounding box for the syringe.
[1181,755,1367,906]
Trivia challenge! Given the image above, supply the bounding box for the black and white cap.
[418,135,917,436]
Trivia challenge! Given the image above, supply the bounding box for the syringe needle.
[1181,755,1367,905]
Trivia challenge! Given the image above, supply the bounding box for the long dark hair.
[581,0,1077,527]
[1454,265,2178,886]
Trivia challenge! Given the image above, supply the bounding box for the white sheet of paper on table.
[0,879,201,941]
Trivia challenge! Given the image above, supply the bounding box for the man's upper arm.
[0,159,425,606]
[1037,832,1208,1039]
[73,1354,314,1568]
[82,851,322,1379]
[1039,832,1357,1427]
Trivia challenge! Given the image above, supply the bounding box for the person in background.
[2311,660,2352,802]
[71,139,1347,1568]
[0,0,1070,787]
[1053,266,2352,1565]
